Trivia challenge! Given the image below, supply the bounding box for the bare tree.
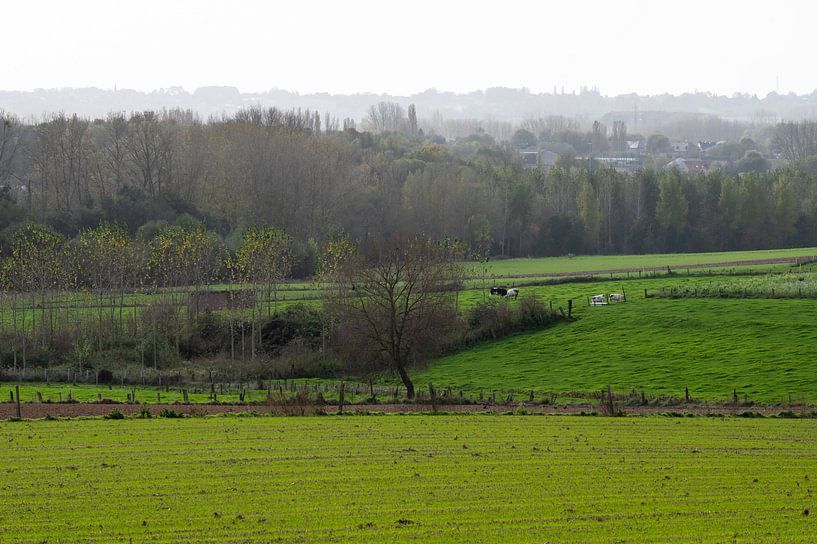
[774,121,817,163]
[324,236,463,398]
[0,111,21,185]
[31,113,91,215]
[101,112,129,194]
[366,101,405,133]
[127,111,163,195]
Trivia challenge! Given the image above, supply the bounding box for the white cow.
[505,288,519,299]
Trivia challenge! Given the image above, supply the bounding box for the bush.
[464,295,560,345]
[104,409,125,420]
[97,368,114,384]
[158,409,184,418]
[180,311,231,358]
[260,305,324,354]
[269,343,341,379]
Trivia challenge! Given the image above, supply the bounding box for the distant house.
[520,151,538,167]
[698,141,719,152]
[664,157,719,174]
[594,156,643,174]
[626,140,642,152]
[671,141,690,153]
[519,149,561,169]
[538,149,560,167]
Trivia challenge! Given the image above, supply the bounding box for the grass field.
[4,248,817,406]
[422,274,817,403]
[478,247,817,276]
[0,380,382,406]
[0,247,813,332]
[5,273,816,405]
[1,415,816,543]
[1,382,267,404]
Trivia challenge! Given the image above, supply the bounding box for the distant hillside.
[2,86,817,124]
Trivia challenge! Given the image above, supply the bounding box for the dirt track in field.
[0,401,810,419]
[482,255,817,280]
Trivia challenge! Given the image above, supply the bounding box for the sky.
[2,0,812,97]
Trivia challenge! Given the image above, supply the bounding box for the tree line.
[0,109,817,262]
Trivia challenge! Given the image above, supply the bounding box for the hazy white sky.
[3,0,812,96]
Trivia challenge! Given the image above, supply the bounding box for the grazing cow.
[505,288,519,299]
[609,293,625,302]
[490,286,508,297]
[591,294,605,305]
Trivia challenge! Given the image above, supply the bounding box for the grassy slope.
[421,275,817,402]
[478,247,817,276]
[2,415,817,543]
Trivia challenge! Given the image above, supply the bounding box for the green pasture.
[0,245,814,330]
[2,415,817,543]
[5,272,816,404]
[653,270,817,298]
[423,285,817,402]
[0,286,320,330]
[3,247,817,407]
[2,382,264,405]
[476,246,817,276]
[1,380,388,406]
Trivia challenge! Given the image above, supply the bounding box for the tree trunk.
[396,364,415,399]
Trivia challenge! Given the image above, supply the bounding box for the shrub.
[269,344,341,379]
[104,409,125,420]
[97,368,114,384]
[158,409,184,418]
[260,305,324,354]
[463,295,560,346]
[180,311,231,358]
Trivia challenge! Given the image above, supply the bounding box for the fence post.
[429,382,437,412]
[568,299,573,318]
[685,387,689,403]
[606,385,614,416]
[338,382,345,414]
[15,385,21,419]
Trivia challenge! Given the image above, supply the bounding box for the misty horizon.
[3,84,817,129]
[3,84,815,99]
[5,0,816,98]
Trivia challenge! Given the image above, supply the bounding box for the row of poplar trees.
[0,221,292,376]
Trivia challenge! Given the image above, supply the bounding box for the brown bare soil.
[0,401,810,419]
